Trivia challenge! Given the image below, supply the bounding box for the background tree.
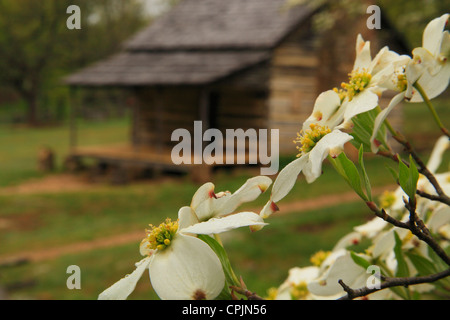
[0,0,149,126]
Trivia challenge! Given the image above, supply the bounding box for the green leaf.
[198,234,239,287]
[398,155,419,199]
[427,245,448,273]
[408,155,419,196]
[393,231,409,278]
[358,145,372,201]
[385,164,399,183]
[350,251,372,270]
[404,252,437,276]
[334,153,368,201]
[351,108,388,151]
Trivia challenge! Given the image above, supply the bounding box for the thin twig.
[365,201,450,266]
[230,286,265,300]
[392,134,450,203]
[416,189,450,206]
[365,201,408,229]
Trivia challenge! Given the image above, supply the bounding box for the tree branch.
[337,268,450,300]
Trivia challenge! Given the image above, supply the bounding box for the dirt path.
[0,174,98,195]
[0,182,396,264]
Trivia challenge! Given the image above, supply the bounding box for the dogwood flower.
[307,251,370,298]
[191,176,272,222]
[336,34,399,128]
[405,13,450,102]
[98,205,267,300]
[307,250,393,300]
[428,204,450,238]
[371,14,450,152]
[259,91,352,219]
[273,266,320,300]
[259,126,352,219]
[332,217,389,251]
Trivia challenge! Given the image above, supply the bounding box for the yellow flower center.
[379,190,396,208]
[396,73,408,92]
[146,218,178,251]
[310,250,331,267]
[333,87,346,101]
[336,68,372,101]
[294,123,331,156]
[291,281,309,300]
[265,287,278,300]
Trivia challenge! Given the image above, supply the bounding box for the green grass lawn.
[0,152,402,258]
[0,201,369,300]
[0,118,129,187]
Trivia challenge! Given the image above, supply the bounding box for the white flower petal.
[405,59,426,100]
[332,232,362,251]
[191,177,272,221]
[305,130,353,183]
[307,252,367,297]
[98,257,152,300]
[181,211,267,235]
[412,62,450,102]
[371,228,410,258]
[149,234,224,300]
[259,200,276,220]
[353,34,372,71]
[213,176,272,216]
[303,90,342,131]
[354,217,388,238]
[271,155,308,203]
[370,92,405,153]
[371,62,395,87]
[343,89,380,124]
[178,206,199,231]
[368,46,389,74]
[426,136,450,174]
[427,205,450,233]
[285,266,320,285]
[441,31,450,59]
[423,14,449,57]
[139,239,155,257]
[371,49,404,76]
[275,266,320,300]
[191,183,216,221]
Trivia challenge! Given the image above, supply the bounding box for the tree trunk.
[25,93,39,126]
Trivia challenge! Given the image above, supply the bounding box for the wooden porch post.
[63,86,83,172]
[192,87,212,183]
[69,86,79,150]
[130,86,141,151]
[155,87,164,155]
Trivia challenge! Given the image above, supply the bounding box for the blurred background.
[0,0,448,300]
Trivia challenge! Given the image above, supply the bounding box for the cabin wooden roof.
[64,0,314,86]
[64,51,270,86]
[125,0,313,51]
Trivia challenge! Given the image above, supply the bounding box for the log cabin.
[64,0,409,182]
